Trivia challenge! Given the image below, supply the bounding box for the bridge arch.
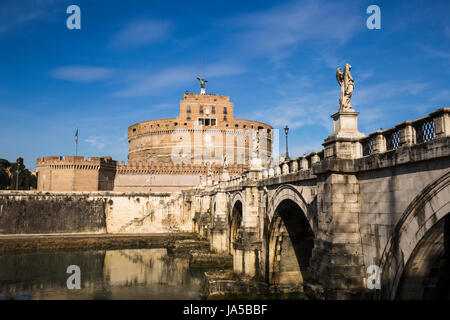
[378,171,450,299]
[229,192,244,255]
[266,185,315,287]
[267,185,316,232]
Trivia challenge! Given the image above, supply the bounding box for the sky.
[0,0,449,170]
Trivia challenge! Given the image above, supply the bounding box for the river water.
[0,248,208,300]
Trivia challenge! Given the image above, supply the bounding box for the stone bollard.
[311,153,320,164]
[300,156,308,171]
[290,160,298,173]
[276,166,282,176]
[372,131,387,154]
[282,163,290,175]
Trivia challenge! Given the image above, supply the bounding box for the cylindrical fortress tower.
[127,91,273,168]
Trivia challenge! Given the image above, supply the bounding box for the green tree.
[0,158,11,189]
[0,158,11,169]
[0,167,9,189]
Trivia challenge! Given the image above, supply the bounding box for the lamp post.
[284,125,289,161]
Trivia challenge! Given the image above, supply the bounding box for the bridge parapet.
[260,150,324,182]
[360,107,449,157]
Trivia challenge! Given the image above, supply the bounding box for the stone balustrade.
[361,107,449,157]
[196,108,449,191]
[259,150,325,181]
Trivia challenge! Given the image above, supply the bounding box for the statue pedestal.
[323,110,365,159]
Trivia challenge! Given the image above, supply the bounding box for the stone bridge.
[193,107,450,299]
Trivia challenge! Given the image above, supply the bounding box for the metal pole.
[16,167,19,190]
[284,125,289,160]
[285,134,289,159]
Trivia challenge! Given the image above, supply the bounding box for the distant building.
[36,82,273,191]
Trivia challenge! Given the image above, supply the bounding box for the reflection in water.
[0,248,205,300]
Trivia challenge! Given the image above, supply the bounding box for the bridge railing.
[359,107,449,157]
[260,150,324,179]
[198,108,449,191]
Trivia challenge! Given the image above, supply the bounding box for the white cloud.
[431,89,450,102]
[85,138,105,150]
[110,19,172,49]
[0,0,55,34]
[50,66,114,83]
[224,0,360,63]
[418,43,450,60]
[251,89,336,131]
[114,62,245,97]
[353,81,431,104]
[314,51,347,70]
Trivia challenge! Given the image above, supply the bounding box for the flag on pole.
[75,128,79,156]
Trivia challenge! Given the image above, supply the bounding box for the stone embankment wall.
[0,191,194,235]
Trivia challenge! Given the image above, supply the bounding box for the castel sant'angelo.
[36,78,273,191]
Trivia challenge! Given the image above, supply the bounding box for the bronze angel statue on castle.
[336,64,355,112]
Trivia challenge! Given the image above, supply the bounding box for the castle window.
[224,116,227,122]
[224,107,227,114]
[211,119,216,126]
[199,106,204,114]
[243,125,247,128]
[205,118,210,126]
[174,122,178,126]
[212,107,215,114]
[235,124,239,128]
[187,115,191,120]
[198,118,205,126]
[184,123,187,126]
[187,106,191,113]
[133,128,136,132]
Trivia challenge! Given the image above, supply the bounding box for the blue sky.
[0,0,449,170]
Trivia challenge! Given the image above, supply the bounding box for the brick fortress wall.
[36,156,116,191]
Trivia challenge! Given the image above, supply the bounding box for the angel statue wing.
[336,67,344,86]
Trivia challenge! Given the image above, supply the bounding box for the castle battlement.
[37,156,117,167]
[116,162,245,175]
[182,92,230,102]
